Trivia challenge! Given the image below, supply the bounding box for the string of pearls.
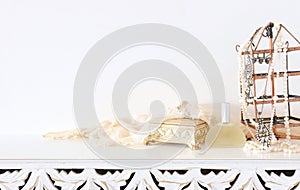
[282,48,291,141]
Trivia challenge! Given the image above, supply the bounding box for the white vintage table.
[1,135,300,190]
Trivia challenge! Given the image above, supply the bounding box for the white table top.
[1,134,300,160]
[0,135,300,169]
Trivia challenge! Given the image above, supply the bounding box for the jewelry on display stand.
[237,22,300,152]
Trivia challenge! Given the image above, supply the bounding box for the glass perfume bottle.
[212,103,246,148]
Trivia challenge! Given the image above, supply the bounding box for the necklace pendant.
[256,119,272,147]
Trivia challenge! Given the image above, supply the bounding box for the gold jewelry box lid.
[161,118,207,127]
[149,117,207,129]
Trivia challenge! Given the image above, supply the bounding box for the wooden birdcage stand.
[238,22,300,139]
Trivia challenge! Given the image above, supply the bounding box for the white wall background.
[1,0,300,135]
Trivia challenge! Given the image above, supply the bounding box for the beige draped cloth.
[43,114,151,146]
[43,101,216,147]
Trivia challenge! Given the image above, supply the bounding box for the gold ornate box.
[144,118,209,150]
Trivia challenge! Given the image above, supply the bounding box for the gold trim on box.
[144,118,209,150]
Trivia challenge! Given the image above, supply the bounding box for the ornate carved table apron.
[1,135,300,190]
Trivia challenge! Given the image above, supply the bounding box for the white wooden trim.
[0,159,300,189]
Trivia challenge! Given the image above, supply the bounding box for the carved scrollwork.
[152,169,240,190]
[48,169,132,190]
[0,168,299,190]
[0,169,28,190]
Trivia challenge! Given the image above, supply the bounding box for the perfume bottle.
[212,103,246,148]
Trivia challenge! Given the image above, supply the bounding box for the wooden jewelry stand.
[237,22,300,139]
